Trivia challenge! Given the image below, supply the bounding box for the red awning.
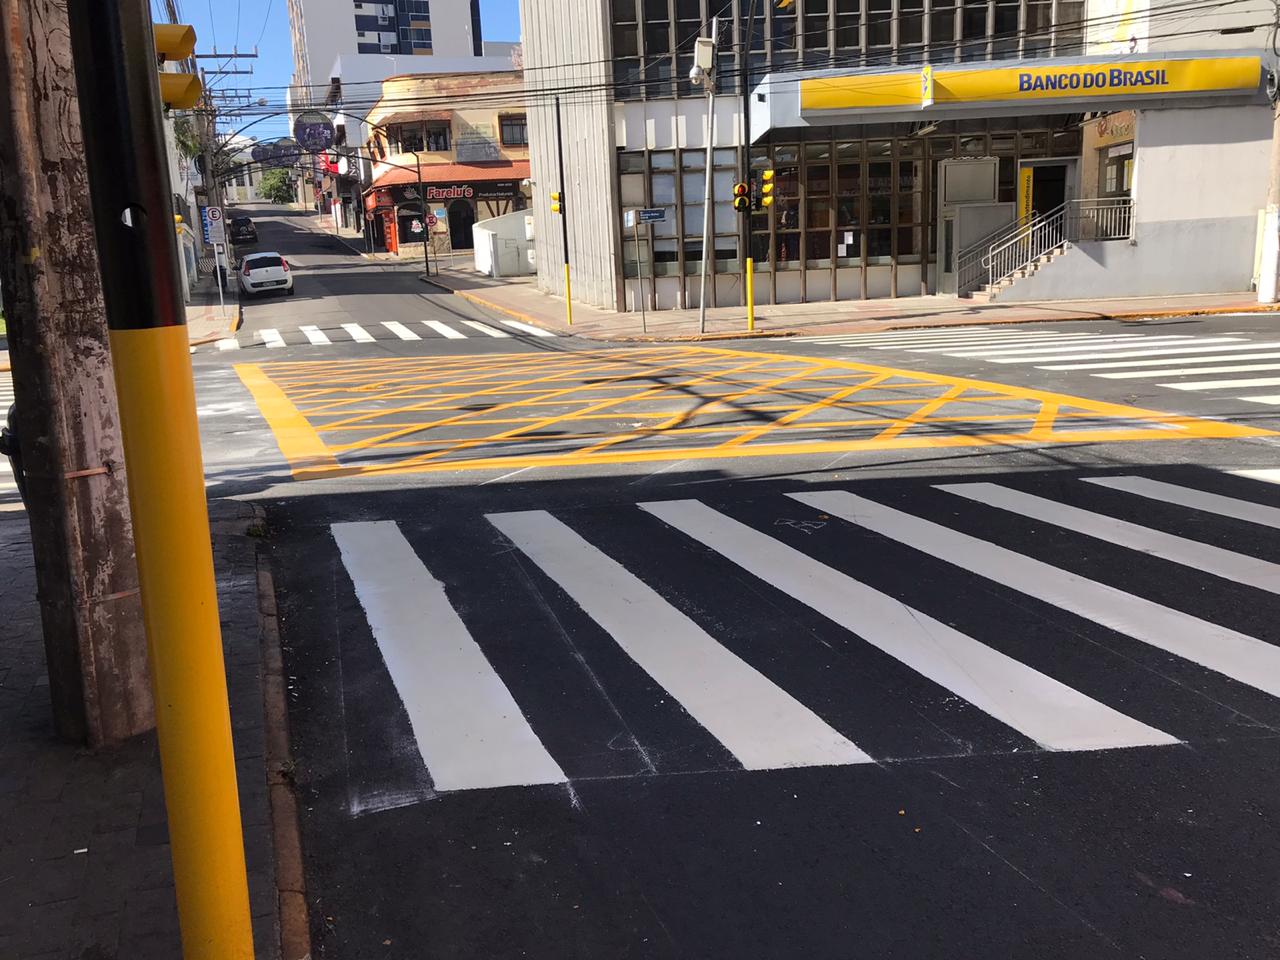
[370,160,530,189]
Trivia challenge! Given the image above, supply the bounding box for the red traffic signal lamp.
[732,181,750,213]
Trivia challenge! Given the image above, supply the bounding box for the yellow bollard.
[746,257,756,332]
[564,262,574,326]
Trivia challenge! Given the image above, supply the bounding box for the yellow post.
[746,257,756,332]
[110,328,255,959]
[564,262,574,326]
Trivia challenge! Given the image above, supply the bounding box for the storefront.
[735,51,1269,303]
[363,163,530,254]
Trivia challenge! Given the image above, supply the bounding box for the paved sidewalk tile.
[0,501,278,959]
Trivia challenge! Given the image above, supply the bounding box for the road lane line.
[871,334,1108,350]
[938,482,1280,596]
[1042,346,1280,370]
[341,323,376,343]
[1160,375,1280,391]
[382,321,421,341]
[423,320,467,340]
[332,520,566,792]
[790,490,1280,698]
[501,320,555,337]
[1083,476,1280,530]
[1241,395,1280,405]
[258,328,286,348]
[216,338,241,351]
[461,320,510,338]
[1233,469,1280,484]
[488,509,873,769]
[233,365,341,472]
[299,325,331,345]
[1096,363,1280,379]
[639,499,1175,752]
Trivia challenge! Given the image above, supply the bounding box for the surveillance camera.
[689,65,706,85]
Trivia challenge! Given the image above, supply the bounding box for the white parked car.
[238,252,294,297]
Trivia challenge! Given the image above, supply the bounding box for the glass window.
[425,123,450,152]
[806,0,830,50]
[614,59,642,99]
[897,160,922,224]
[868,0,891,45]
[619,151,647,174]
[613,0,637,21]
[650,151,676,170]
[897,226,920,261]
[867,228,891,261]
[614,23,640,56]
[835,0,860,47]
[775,232,800,269]
[652,172,676,204]
[653,238,679,276]
[621,173,647,206]
[499,114,528,146]
[394,123,424,152]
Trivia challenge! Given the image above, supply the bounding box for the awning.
[369,160,530,189]
[754,50,1267,132]
[367,110,453,128]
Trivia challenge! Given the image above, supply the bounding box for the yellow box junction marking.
[235,347,1272,481]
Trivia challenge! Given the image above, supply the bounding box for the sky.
[163,0,522,139]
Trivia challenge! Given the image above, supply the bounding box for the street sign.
[426,213,438,228]
[202,205,224,243]
[637,208,666,224]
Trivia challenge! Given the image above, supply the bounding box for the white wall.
[1086,0,1270,53]
[519,0,622,309]
[473,210,535,277]
[1133,105,1271,224]
[615,97,744,152]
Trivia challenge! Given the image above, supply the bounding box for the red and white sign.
[423,185,474,201]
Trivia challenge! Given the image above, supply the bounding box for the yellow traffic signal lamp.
[153,23,202,109]
[755,168,776,210]
[732,181,750,213]
[550,190,564,215]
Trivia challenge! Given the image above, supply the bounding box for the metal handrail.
[982,202,1067,289]
[954,210,1035,296]
[1067,197,1133,242]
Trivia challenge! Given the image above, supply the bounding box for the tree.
[258,167,295,204]
[0,0,151,743]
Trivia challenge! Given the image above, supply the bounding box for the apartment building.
[520,0,1275,311]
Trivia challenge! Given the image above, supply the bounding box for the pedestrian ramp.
[785,324,1280,408]
[320,470,1280,795]
[206,317,559,352]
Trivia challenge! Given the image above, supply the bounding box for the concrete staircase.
[965,243,1070,302]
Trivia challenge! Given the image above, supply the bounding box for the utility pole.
[692,19,719,333]
[554,96,573,325]
[741,0,758,325]
[0,0,152,745]
[67,0,255,956]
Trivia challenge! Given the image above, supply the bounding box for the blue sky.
[166,0,522,139]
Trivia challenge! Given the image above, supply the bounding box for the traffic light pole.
[554,95,573,325]
[66,1,255,957]
[741,0,758,331]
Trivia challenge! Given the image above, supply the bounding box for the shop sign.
[803,55,1262,112]
[387,180,521,206]
[920,65,934,109]
[293,110,336,152]
[1017,168,1034,221]
[455,122,500,163]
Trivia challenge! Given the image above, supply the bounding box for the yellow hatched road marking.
[237,346,1273,481]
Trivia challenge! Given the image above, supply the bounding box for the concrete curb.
[188,295,244,347]
[257,553,312,960]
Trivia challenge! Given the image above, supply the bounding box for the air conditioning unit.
[380,42,394,52]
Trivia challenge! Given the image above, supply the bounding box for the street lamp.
[691,25,718,334]
[407,149,432,277]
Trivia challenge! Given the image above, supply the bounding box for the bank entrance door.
[1018,159,1078,219]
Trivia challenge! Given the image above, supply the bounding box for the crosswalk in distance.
[329,471,1280,795]
[208,317,557,351]
[0,375,18,506]
[783,324,1280,406]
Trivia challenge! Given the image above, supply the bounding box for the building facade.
[287,0,507,107]
[520,0,1275,312]
[360,71,531,255]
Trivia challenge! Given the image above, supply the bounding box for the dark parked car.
[229,216,257,244]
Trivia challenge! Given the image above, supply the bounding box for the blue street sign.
[637,208,666,224]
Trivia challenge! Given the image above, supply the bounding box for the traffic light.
[754,169,776,211]
[732,181,750,213]
[153,23,202,109]
[550,190,564,215]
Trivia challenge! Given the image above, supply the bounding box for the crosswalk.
[330,470,1280,794]
[211,317,557,352]
[783,324,1280,406]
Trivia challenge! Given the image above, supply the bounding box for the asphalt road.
[196,205,1280,959]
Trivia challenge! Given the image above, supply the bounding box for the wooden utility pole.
[0,0,152,745]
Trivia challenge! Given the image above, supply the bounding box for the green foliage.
[258,168,295,205]
[172,117,202,160]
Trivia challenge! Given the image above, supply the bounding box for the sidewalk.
[421,264,1280,341]
[0,502,281,959]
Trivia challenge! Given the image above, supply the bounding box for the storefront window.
[1100,142,1134,197]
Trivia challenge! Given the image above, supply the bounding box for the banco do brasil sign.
[1018,66,1171,92]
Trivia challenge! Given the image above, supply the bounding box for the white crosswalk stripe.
[1098,362,1280,379]
[299,325,332,345]
[491,510,873,770]
[939,482,1280,595]
[216,337,241,351]
[1242,395,1280,405]
[423,320,467,340]
[639,499,1176,752]
[382,321,421,341]
[790,489,1280,698]
[258,328,286,348]
[341,322,376,343]
[461,320,510,338]
[333,520,566,792]
[501,319,555,337]
[328,469,1280,795]
[1161,375,1280,391]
